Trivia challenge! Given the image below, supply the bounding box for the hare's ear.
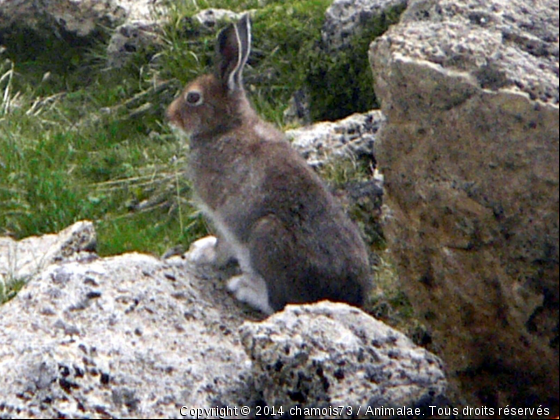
[215,14,251,92]
[235,14,251,83]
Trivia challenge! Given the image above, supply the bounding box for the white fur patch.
[228,25,243,92]
[253,123,266,139]
[186,236,218,265]
[227,274,273,314]
[195,203,252,272]
[253,122,277,141]
[195,203,273,314]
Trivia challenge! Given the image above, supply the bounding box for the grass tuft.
[0,29,203,254]
[0,275,27,304]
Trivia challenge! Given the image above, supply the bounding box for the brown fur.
[167,15,371,312]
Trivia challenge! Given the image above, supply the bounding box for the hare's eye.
[185,91,203,106]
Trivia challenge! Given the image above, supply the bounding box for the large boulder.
[0,222,448,418]
[370,0,559,412]
[0,224,258,418]
[0,221,96,284]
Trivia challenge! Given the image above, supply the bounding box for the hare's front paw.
[227,275,273,315]
[186,236,218,266]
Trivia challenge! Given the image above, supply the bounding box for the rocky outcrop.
[0,222,448,418]
[0,2,250,68]
[370,0,559,412]
[288,110,384,167]
[193,9,244,31]
[106,17,163,68]
[241,302,447,415]
[109,7,246,68]
[0,224,257,418]
[288,111,385,249]
[323,0,408,51]
[0,221,96,283]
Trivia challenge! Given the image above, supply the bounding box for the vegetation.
[0,275,26,305]
[161,0,335,125]
[306,2,408,121]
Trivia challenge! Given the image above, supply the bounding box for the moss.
[362,253,431,347]
[306,3,407,121]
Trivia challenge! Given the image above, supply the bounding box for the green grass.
[306,2,407,121]
[0,46,201,255]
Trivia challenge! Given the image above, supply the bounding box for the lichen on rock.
[240,302,448,415]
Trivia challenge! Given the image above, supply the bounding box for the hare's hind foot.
[227,274,273,315]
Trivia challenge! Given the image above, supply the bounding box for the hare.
[167,14,371,314]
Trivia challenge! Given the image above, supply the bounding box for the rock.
[288,110,385,167]
[0,221,96,284]
[0,0,137,37]
[193,9,245,31]
[0,223,449,418]
[0,0,166,67]
[323,0,408,51]
[0,224,259,418]
[289,111,386,251]
[0,3,245,68]
[370,0,559,411]
[106,19,162,68]
[240,302,448,415]
[104,1,168,68]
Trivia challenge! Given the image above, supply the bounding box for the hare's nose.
[165,102,178,126]
[165,106,173,122]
